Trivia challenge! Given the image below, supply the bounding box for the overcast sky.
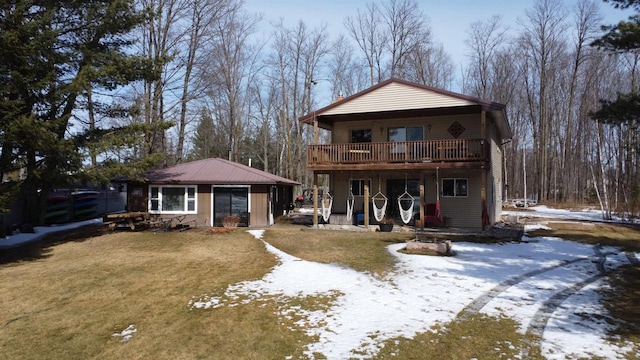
[244,0,634,96]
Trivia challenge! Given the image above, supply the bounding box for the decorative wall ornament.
[448,121,465,138]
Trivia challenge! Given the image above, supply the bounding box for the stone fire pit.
[405,238,453,256]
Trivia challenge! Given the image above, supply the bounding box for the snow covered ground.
[191,206,640,359]
[0,217,103,249]
[503,204,619,222]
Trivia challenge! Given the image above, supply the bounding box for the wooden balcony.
[307,139,488,171]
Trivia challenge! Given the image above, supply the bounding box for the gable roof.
[300,78,512,140]
[143,158,300,186]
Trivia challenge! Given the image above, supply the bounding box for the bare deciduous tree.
[200,7,261,163]
[345,2,386,86]
[464,15,510,99]
[382,0,424,78]
[137,0,190,159]
[404,38,454,88]
[327,35,368,97]
[134,0,241,165]
[554,0,602,202]
[174,0,238,163]
[518,0,568,202]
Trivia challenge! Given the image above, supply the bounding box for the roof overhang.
[141,179,300,186]
[299,78,512,141]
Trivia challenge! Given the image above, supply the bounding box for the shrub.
[222,215,241,228]
[380,217,394,225]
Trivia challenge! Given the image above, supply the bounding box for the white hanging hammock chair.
[321,191,333,223]
[346,189,355,222]
[398,190,415,224]
[371,191,388,222]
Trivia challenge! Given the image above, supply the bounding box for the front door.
[213,187,249,227]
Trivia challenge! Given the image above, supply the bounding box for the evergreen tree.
[593,0,640,51]
[0,1,156,223]
[189,111,217,160]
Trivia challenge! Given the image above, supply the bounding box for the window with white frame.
[349,179,371,196]
[149,185,197,213]
[442,178,468,197]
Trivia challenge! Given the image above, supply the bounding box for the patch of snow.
[504,205,616,222]
[192,217,639,359]
[0,218,103,249]
[112,324,137,343]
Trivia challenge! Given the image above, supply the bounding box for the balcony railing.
[307,139,487,167]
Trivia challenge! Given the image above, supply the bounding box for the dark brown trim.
[308,161,487,174]
[312,105,482,129]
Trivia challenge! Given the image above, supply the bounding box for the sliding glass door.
[213,187,249,227]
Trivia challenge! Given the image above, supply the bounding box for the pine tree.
[189,111,217,160]
[593,1,640,51]
[0,1,156,223]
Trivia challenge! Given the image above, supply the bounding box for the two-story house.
[299,78,512,231]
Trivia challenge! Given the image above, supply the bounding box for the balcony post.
[363,181,369,229]
[419,180,425,231]
[313,173,318,228]
[481,111,487,230]
[313,112,319,145]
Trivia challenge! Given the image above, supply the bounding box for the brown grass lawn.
[0,227,312,360]
[0,221,638,359]
[527,220,640,252]
[263,226,411,276]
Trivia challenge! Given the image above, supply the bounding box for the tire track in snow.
[457,256,594,320]
[526,245,608,339]
[458,244,624,357]
[526,249,637,347]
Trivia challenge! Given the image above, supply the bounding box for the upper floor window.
[442,178,468,197]
[149,185,197,213]
[389,126,424,142]
[351,129,371,143]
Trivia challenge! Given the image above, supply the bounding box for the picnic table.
[105,212,196,231]
[106,212,150,230]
